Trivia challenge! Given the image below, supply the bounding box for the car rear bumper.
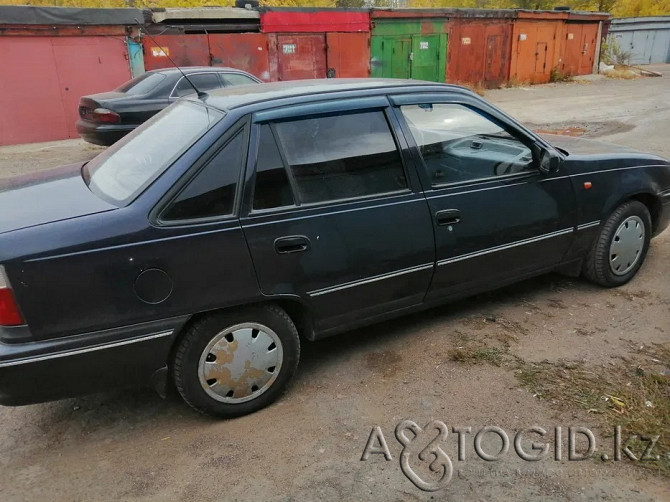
[0,317,188,405]
[76,120,137,147]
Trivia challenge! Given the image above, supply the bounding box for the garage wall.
[325,32,370,78]
[447,19,513,88]
[510,20,564,84]
[142,34,210,71]
[208,33,271,81]
[269,33,327,81]
[0,36,131,146]
[609,17,670,64]
[561,22,600,76]
[142,33,272,82]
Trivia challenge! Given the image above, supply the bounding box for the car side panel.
[242,196,435,333]
[423,173,577,300]
[8,216,261,341]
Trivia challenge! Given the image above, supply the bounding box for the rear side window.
[224,73,259,86]
[115,72,166,95]
[162,132,244,221]
[273,111,407,204]
[173,73,224,97]
[253,125,294,210]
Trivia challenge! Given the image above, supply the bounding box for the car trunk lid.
[0,163,116,235]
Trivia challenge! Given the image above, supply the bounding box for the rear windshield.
[115,72,167,95]
[83,101,224,205]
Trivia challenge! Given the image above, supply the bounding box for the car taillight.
[0,266,24,326]
[91,108,121,124]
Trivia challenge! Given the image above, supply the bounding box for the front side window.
[273,110,407,204]
[173,73,224,97]
[84,102,224,205]
[400,103,535,186]
[162,131,244,221]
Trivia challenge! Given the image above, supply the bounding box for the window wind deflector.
[253,97,389,123]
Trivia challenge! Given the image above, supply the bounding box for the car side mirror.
[538,147,561,174]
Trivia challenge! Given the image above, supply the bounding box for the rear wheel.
[583,200,651,287]
[173,305,300,418]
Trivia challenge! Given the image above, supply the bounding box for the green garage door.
[371,36,411,79]
[411,34,442,82]
[371,33,446,82]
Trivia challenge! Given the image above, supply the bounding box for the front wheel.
[173,305,300,418]
[583,200,651,287]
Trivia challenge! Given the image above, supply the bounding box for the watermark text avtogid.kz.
[360,420,664,492]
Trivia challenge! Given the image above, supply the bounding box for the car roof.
[198,78,472,111]
[149,66,252,75]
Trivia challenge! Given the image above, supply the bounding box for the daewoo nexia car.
[1,80,669,417]
[76,67,261,146]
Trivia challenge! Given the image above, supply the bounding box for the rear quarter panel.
[4,209,261,340]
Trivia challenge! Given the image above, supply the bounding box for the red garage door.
[0,36,131,146]
[562,23,599,76]
[208,33,271,81]
[142,34,210,71]
[326,32,370,78]
[276,34,326,81]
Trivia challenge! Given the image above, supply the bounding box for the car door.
[239,98,435,334]
[391,94,577,301]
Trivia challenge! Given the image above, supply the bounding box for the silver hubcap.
[198,323,283,404]
[609,215,645,276]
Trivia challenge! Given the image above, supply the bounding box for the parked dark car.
[76,67,262,146]
[1,80,669,417]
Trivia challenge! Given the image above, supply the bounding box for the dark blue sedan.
[1,79,669,417]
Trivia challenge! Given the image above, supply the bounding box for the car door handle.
[274,236,311,254]
[435,209,461,226]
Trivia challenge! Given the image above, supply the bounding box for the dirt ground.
[0,67,669,501]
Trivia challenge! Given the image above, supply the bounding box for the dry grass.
[603,68,640,80]
[550,67,573,83]
[447,317,521,367]
[455,81,487,96]
[516,343,670,475]
[449,346,505,366]
[447,327,669,475]
[505,77,531,88]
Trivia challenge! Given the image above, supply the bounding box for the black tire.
[173,305,300,418]
[583,200,652,287]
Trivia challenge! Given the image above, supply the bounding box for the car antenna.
[134,19,208,101]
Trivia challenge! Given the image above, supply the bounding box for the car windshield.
[115,72,167,95]
[83,101,224,206]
